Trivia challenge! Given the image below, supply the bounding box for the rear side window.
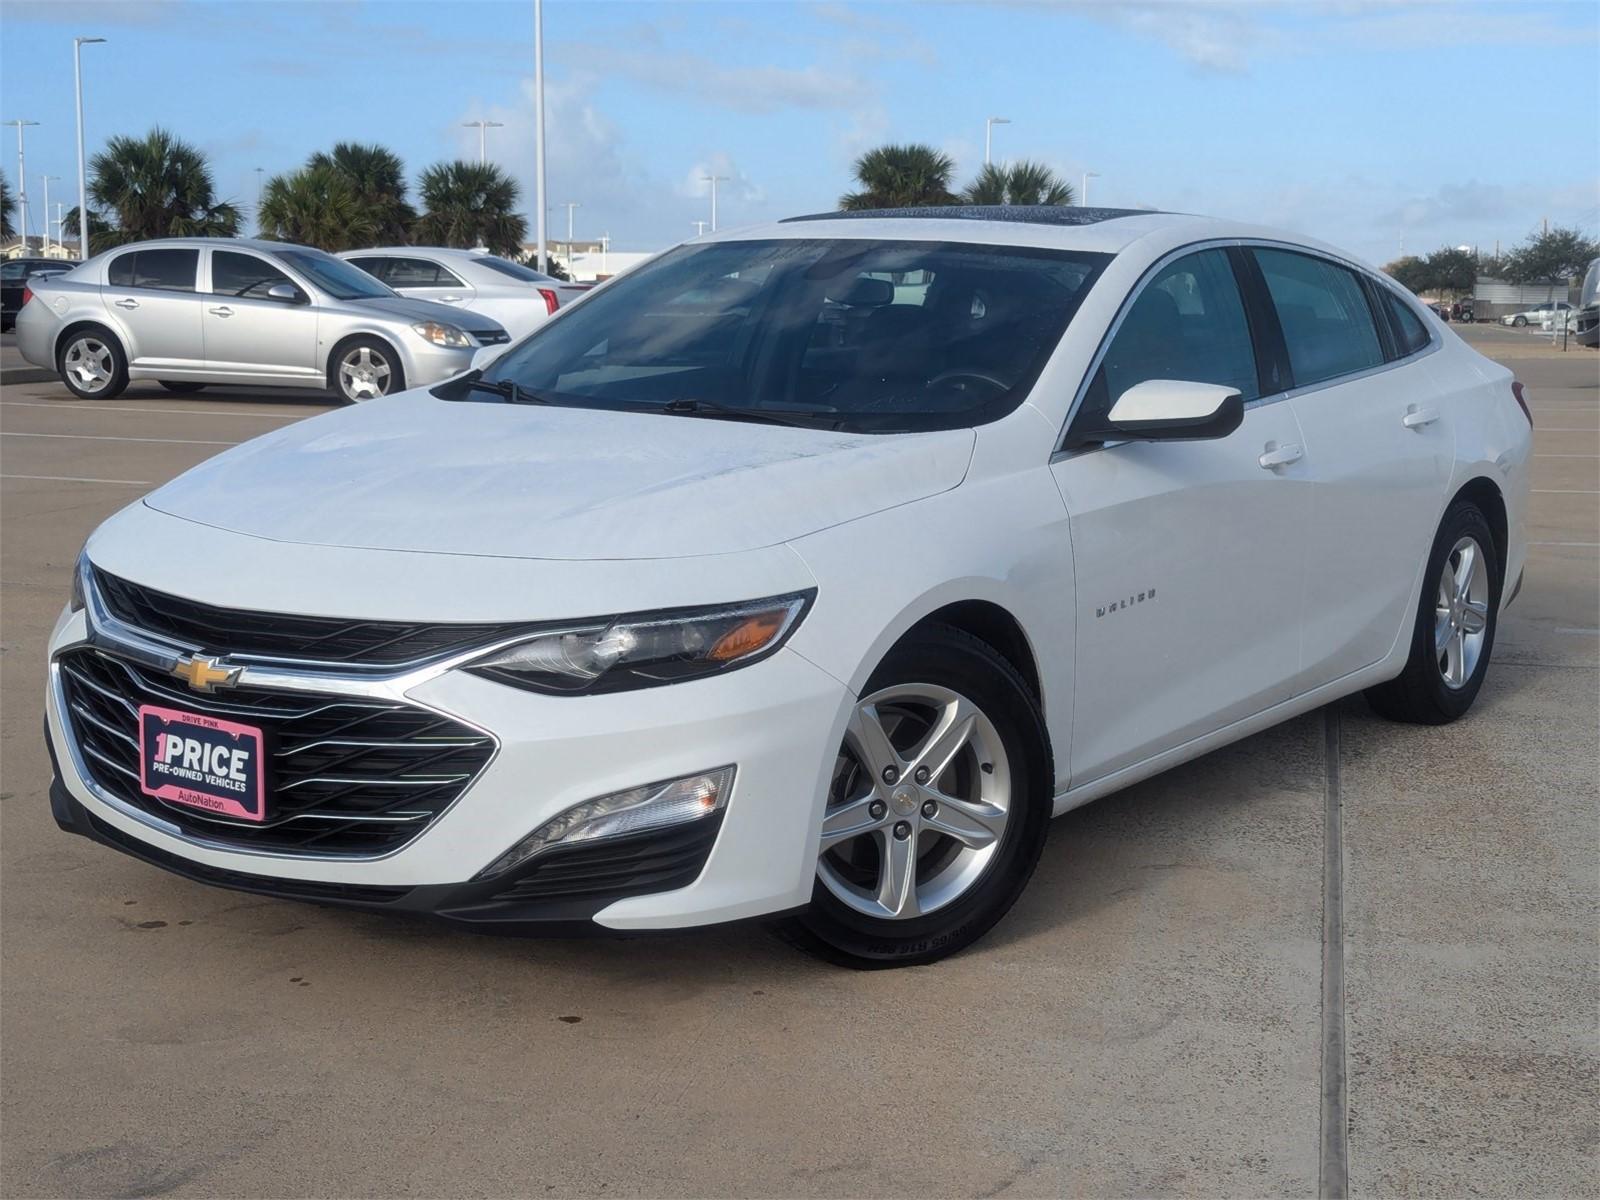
[345,256,391,282]
[387,258,464,288]
[107,249,198,293]
[1080,248,1259,426]
[1254,249,1383,387]
[1383,290,1431,356]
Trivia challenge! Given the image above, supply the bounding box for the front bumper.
[47,599,851,933]
[396,337,480,389]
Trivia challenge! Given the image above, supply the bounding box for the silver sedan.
[13,238,510,403]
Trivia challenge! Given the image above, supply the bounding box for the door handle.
[440,295,465,302]
[208,305,233,317]
[113,298,138,309]
[1402,406,1440,429]
[1259,442,1304,470]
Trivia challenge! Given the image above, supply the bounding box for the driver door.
[1050,247,1312,784]
[201,249,320,383]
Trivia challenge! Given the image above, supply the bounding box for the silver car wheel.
[63,337,114,393]
[1435,535,1490,690]
[817,683,1012,920]
[338,345,393,402]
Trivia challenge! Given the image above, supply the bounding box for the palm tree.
[88,128,240,247]
[0,171,14,240]
[961,160,1074,207]
[306,142,414,244]
[257,164,377,252]
[414,161,527,255]
[63,206,116,255]
[839,144,957,211]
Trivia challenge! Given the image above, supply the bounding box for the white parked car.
[1500,301,1571,327]
[339,247,589,341]
[45,208,1532,967]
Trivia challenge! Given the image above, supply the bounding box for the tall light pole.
[1081,171,1100,207]
[40,175,59,252]
[74,36,106,260]
[5,120,39,247]
[533,0,548,273]
[692,220,707,237]
[462,119,504,166]
[984,116,1010,165]
[703,174,729,232]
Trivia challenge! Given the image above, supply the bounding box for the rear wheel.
[330,338,403,403]
[158,381,206,394]
[778,625,1051,968]
[57,327,128,400]
[1365,501,1500,724]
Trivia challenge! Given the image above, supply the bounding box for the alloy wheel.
[1435,535,1490,689]
[817,683,1012,920]
[339,346,392,401]
[63,338,114,394]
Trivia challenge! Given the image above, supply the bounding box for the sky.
[1,0,1596,266]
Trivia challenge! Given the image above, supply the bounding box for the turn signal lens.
[708,612,786,661]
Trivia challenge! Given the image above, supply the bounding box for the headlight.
[412,321,472,348]
[466,591,814,695]
[68,548,88,613]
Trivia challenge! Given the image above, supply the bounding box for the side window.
[1383,290,1431,357]
[1084,248,1259,423]
[108,252,136,287]
[212,251,295,299]
[1,261,28,281]
[119,248,199,293]
[345,256,390,282]
[387,257,459,287]
[1254,249,1383,387]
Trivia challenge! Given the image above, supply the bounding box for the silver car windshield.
[467,238,1110,433]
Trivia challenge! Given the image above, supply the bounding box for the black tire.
[1365,501,1501,725]
[56,325,128,400]
[1512,315,1528,327]
[158,381,206,394]
[777,624,1052,969]
[328,336,404,404]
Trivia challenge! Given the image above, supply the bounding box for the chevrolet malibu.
[45,208,1532,967]
[14,238,509,403]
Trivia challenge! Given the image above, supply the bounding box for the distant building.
[1471,274,1580,321]
[520,239,656,282]
[3,235,79,261]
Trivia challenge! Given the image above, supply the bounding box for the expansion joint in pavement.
[1319,705,1349,1200]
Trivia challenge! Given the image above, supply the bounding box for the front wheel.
[778,625,1051,968]
[58,327,128,400]
[1365,500,1500,724]
[1512,315,1528,327]
[331,338,404,403]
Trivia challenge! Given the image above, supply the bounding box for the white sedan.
[339,246,590,340]
[45,208,1531,968]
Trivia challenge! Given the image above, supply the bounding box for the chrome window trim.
[50,564,504,865]
[1051,237,1441,462]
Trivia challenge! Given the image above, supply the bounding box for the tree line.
[1385,226,1598,297]
[0,128,530,258]
[839,143,1076,209]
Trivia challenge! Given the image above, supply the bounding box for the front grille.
[485,815,724,904]
[57,647,495,856]
[470,329,511,345]
[93,568,528,667]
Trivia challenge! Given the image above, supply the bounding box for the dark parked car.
[1,257,70,331]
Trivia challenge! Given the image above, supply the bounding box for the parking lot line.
[1,432,240,447]
[0,401,316,420]
[1532,488,1600,494]
[1,473,153,485]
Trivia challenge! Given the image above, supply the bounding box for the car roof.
[339,246,493,259]
[100,237,319,254]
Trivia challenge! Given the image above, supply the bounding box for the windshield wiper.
[466,376,549,406]
[657,398,833,428]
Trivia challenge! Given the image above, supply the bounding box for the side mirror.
[266,282,305,304]
[1068,379,1244,447]
[470,343,510,373]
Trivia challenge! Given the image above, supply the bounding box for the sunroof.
[780,205,1159,226]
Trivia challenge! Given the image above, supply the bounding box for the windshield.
[475,256,557,283]
[273,248,395,300]
[468,238,1109,432]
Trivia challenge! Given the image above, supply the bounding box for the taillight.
[1511,380,1533,427]
[536,287,559,316]
[20,285,32,308]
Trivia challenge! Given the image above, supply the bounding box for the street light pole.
[703,174,729,232]
[74,36,106,261]
[1081,171,1100,207]
[533,0,548,273]
[692,220,707,237]
[984,116,1010,165]
[5,120,39,248]
[462,119,504,166]
[41,174,59,252]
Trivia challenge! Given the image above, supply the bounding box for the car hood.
[142,391,975,561]
[345,294,504,332]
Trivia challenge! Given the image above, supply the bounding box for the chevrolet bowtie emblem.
[172,655,241,693]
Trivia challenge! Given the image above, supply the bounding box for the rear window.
[107,249,198,293]
[474,256,556,283]
[470,238,1111,434]
[1254,249,1383,388]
